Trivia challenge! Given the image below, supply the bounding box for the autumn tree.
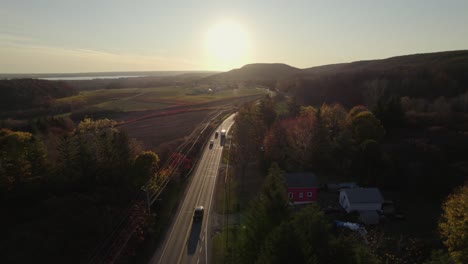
[281,108,316,170]
[133,151,160,188]
[349,111,385,143]
[321,103,347,139]
[347,105,369,123]
[57,118,139,188]
[439,185,468,264]
[0,129,46,193]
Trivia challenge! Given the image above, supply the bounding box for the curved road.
[150,114,235,264]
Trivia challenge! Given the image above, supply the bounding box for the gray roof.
[342,188,384,204]
[283,173,318,188]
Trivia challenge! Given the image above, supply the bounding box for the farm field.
[58,86,266,112]
[120,94,264,154]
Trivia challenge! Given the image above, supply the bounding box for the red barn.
[284,173,318,205]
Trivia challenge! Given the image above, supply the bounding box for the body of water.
[40,75,146,81]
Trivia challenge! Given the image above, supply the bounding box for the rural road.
[149,114,236,264]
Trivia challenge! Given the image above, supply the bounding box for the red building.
[284,173,319,204]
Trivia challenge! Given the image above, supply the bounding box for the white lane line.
[176,141,218,264]
[158,137,214,264]
[199,247,203,253]
[205,116,236,264]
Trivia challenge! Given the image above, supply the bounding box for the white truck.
[220,129,226,138]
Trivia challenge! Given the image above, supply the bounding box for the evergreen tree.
[310,107,332,169]
[257,205,379,264]
[237,163,289,263]
[374,95,405,130]
[55,133,80,184]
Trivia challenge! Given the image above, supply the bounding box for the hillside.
[292,50,468,106]
[204,63,300,83]
[301,50,468,75]
[204,50,468,107]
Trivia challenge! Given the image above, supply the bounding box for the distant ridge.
[205,50,468,83]
[293,50,468,106]
[203,50,468,106]
[0,71,219,79]
[204,63,300,82]
[300,50,468,76]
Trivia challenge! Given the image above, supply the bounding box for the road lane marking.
[158,139,217,264]
[176,141,219,264]
[156,114,235,264]
[205,116,236,264]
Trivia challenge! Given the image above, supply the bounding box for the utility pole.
[143,186,151,215]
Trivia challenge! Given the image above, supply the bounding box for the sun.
[205,21,249,70]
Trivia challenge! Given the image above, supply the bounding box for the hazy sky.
[1,0,467,73]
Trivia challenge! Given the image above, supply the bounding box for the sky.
[1,0,467,73]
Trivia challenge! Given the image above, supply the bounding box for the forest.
[225,92,467,264]
[0,79,77,118]
[0,117,162,263]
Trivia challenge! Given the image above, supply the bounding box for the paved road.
[150,114,236,264]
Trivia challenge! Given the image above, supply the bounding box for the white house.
[339,188,384,213]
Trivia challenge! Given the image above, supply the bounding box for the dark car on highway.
[193,206,204,221]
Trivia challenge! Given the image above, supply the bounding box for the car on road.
[193,206,204,221]
[209,140,214,148]
[215,131,219,138]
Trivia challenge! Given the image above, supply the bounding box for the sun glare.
[205,21,249,70]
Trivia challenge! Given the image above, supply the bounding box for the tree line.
[0,79,77,112]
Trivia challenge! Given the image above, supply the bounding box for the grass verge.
[212,226,239,264]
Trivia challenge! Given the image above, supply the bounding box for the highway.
[149,114,236,264]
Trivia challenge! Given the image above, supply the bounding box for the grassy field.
[58,86,266,112]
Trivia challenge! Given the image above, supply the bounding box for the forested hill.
[205,50,468,107]
[302,50,468,75]
[290,50,468,106]
[204,63,300,83]
[0,79,77,111]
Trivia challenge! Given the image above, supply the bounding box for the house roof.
[283,173,318,188]
[341,188,384,204]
